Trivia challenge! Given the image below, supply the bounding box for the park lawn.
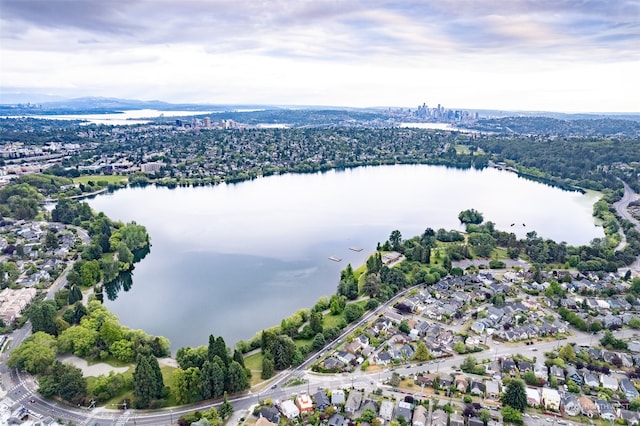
[294,338,312,349]
[322,313,346,329]
[73,175,128,185]
[243,352,266,387]
[243,352,263,371]
[160,365,180,407]
[491,247,509,259]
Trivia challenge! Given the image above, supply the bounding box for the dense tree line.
[172,334,249,405]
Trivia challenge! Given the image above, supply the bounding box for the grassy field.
[73,175,128,185]
[322,313,346,329]
[244,352,266,387]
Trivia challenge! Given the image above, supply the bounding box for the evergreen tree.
[232,349,245,367]
[261,354,275,379]
[29,300,59,336]
[200,360,214,400]
[68,285,83,305]
[132,354,164,408]
[226,361,248,393]
[502,379,527,412]
[208,335,230,366]
[210,358,225,397]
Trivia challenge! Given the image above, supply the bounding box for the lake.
[86,164,602,351]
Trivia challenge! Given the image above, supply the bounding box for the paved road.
[613,180,640,275]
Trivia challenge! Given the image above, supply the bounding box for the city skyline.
[1,0,639,112]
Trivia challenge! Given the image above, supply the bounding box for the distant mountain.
[0,96,277,115]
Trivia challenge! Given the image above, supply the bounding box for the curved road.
[613,179,640,274]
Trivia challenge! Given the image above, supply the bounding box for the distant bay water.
[86,164,602,351]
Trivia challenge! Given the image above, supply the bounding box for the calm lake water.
[86,165,602,351]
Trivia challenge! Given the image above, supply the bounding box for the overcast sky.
[1,0,639,112]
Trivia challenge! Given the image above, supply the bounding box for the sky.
[1,0,639,112]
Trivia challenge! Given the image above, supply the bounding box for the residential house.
[344,391,363,415]
[620,378,640,400]
[526,387,541,407]
[412,405,427,426]
[470,381,485,397]
[255,417,278,426]
[534,362,548,383]
[485,381,500,400]
[550,365,565,384]
[467,419,483,426]
[362,400,379,416]
[324,357,345,371]
[313,391,331,411]
[541,388,560,411]
[328,414,346,426]
[518,361,533,373]
[562,393,580,417]
[566,366,583,386]
[279,400,300,420]
[450,413,465,426]
[296,394,314,414]
[336,351,356,365]
[430,409,447,426]
[415,374,438,387]
[331,389,346,406]
[596,399,615,422]
[379,400,394,421]
[583,371,599,388]
[599,374,618,391]
[578,396,597,418]
[396,401,413,423]
[259,407,281,424]
[454,375,468,393]
[618,409,640,426]
[375,352,393,366]
[501,359,517,376]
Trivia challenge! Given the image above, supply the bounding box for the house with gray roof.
[344,391,362,415]
[596,399,615,422]
[620,378,640,400]
[396,401,413,423]
[412,405,427,426]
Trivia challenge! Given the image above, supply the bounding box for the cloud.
[1,0,638,111]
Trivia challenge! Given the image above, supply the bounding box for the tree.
[389,230,403,251]
[501,406,523,424]
[132,354,164,408]
[458,209,484,225]
[271,335,296,370]
[309,311,323,334]
[68,285,83,305]
[44,230,59,250]
[479,409,491,426]
[558,344,576,362]
[226,360,248,393]
[523,370,538,386]
[312,333,326,350]
[344,303,364,323]
[329,294,346,315]
[219,392,234,419]
[7,332,57,374]
[468,232,496,257]
[208,335,230,366]
[173,366,201,405]
[39,361,87,405]
[453,341,467,354]
[502,379,527,412]
[261,354,275,379]
[28,300,59,336]
[413,341,431,361]
[363,273,382,298]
